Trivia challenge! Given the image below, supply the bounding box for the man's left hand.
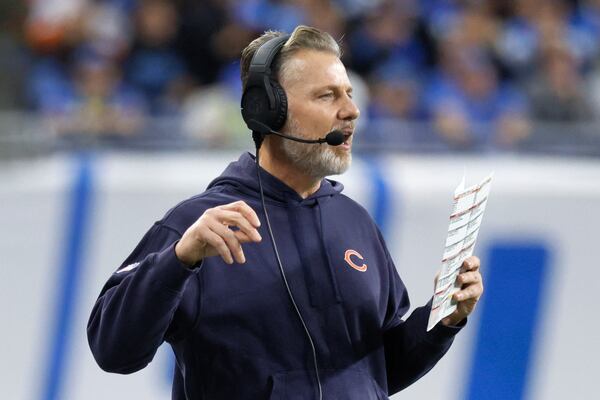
[441,256,483,327]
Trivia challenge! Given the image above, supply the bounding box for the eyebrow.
[313,85,353,94]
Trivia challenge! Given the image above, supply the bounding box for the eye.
[319,92,334,99]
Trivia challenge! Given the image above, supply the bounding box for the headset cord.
[254,144,323,400]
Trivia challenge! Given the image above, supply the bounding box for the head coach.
[87,25,484,400]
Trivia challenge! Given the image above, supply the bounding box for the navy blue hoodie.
[88,152,463,399]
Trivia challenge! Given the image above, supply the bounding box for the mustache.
[334,123,355,132]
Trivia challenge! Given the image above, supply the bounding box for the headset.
[241,34,324,400]
[241,34,290,136]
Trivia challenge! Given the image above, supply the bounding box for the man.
[88,26,483,399]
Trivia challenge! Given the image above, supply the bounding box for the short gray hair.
[240,25,341,90]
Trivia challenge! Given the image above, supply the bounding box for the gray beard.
[280,117,351,178]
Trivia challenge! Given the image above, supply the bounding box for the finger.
[201,229,234,265]
[433,271,440,291]
[211,223,246,264]
[217,210,262,242]
[222,201,261,228]
[462,256,480,271]
[456,271,481,287]
[453,284,483,302]
[233,230,255,243]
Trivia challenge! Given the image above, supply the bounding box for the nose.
[338,94,360,122]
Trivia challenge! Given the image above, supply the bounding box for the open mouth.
[342,133,352,145]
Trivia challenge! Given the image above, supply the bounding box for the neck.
[257,138,321,199]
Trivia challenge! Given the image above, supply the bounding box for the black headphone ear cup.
[241,81,287,130]
[241,86,269,126]
[269,80,288,131]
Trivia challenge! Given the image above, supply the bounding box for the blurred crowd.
[3,0,600,150]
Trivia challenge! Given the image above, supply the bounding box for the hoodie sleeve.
[87,221,200,374]
[377,229,464,395]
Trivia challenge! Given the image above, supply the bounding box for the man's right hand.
[175,201,262,266]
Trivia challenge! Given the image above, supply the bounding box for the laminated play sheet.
[427,173,493,331]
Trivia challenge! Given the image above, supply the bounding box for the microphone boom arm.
[246,119,345,146]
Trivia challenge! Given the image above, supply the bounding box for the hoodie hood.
[207,152,344,204]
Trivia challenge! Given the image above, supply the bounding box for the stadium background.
[0,1,598,399]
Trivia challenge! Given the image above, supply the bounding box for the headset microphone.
[247,119,346,147]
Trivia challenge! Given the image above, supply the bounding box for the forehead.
[280,49,351,92]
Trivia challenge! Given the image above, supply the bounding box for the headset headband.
[245,35,290,109]
[248,34,290,77]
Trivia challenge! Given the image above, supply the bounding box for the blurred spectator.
[176,0,254,87]
[426,51,530,149]
[24,0,83,54]
[451,4,498,55]
[125,0,191,114]
[421,0,469,41]
[45,49,147,139]
[24,0,80,110]
[295,0,346,39]
[78,1,131,61]
[347,1,426,75]
[181,85,246,147]
[528,42,595,122]
[367,62,424,120]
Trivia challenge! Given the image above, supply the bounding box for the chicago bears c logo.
[344,249,367,272]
